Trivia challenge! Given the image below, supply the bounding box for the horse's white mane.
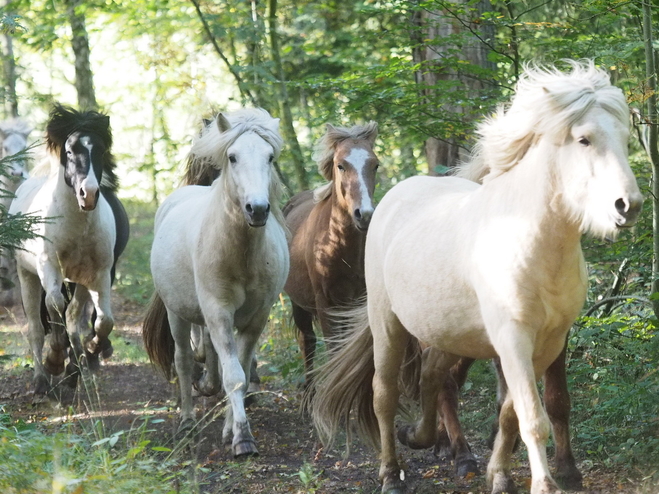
[191,108,284,168]
[456,60,629,183]
[312,121,378,203]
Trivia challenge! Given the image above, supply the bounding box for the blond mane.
[456,60,629,183]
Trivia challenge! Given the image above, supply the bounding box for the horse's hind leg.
[168,312,196,436]
[436,358,480,478]
[371,307,408,494]
[545,345,582,490]
[398,347,458,450]
[292,302,316,388]
[18,268,50,395]
[192,325,221,397]
[488,394,520,494]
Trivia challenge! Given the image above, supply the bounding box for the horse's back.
[283,190,315,235]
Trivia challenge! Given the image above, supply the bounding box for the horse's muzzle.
[78,187,100,211]
[615,195,643,228]
[245,202,270,227]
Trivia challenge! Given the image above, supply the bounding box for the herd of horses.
[0,61,644,494]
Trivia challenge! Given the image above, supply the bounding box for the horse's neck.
[496,144,583,252]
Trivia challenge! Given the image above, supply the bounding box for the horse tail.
[142,293,175,379]
[309,303,380,452]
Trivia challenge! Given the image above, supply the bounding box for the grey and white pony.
[311,61,643,494]
[10,104,128,395]
[142,108,289,457]
[0,118,33,307]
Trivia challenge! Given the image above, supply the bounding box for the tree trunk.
[2,0,18,117]
[642,1,659,316]
[66,0,97,110]
[412,0,495,174]
[268,0,307,192]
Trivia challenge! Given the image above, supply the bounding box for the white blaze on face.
[344,147,374,213]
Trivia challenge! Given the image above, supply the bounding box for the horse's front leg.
[63,284,92,386]
[489,327,560,494]
[398,347,458,450]
[204,306,257,457]
[85,271,114,360]
[39,262,69,377]
[17,266,50,395]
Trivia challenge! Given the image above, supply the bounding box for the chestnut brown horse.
[284,122,379,385]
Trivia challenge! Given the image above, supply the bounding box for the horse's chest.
[55,240,107,284]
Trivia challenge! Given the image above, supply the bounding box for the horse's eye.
[229,155,237,164]
[578,137,590,146]
[337,164,345,172]
[375,163,380,170]
[268,154,274,163]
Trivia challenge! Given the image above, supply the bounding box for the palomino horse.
[0,118,33,308]
[142,108,289,457]
[311,62,642,494]
[284,122,379,385]
[10,104,128,395]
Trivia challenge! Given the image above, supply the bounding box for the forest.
[0,0,658,493]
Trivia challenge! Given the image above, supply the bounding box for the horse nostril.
[246,203,253,214]
[354,208,362,220]
[79,187,86,198]
[266,204,271,213]
[615,198,628,215]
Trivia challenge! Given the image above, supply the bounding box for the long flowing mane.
[312,121,378,202]
[45,104,119,192]
[456,61,629,183]
[186,108,286,226]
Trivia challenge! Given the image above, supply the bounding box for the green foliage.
[0,407,197,493]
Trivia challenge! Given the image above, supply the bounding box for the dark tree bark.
[66,0,97,110]
[268,0,307,191]
[412,0,495,174]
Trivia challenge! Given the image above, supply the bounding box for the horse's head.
[62,130,106,211]
[218,113,280,227]
[317,122,379,232]
[46,104,115,212]
[546,82,643,237]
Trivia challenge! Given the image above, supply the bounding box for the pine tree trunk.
[2,0,18,117]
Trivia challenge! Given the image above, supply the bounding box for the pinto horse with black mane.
[10,104,128,396]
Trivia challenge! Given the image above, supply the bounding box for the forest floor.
[0,296,657,494]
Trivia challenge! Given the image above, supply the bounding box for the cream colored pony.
[311,61,643,494]
[142,108,289,457]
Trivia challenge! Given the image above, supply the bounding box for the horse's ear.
[217,114,232,133]
[203,118,213,127]
[365,121,379,144]
[269,118,280,132]
[326,123,337,134]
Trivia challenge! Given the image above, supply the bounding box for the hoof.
[44,351,66,376]
[491,472,518,494]
[455,457,479,478]
[555,466,583,491]
[397,424,435,450]
[233,439,259,458]
[63,362,80,389]
[85,351,101,372]
[382,473,406,494]
[33,375,51,396]
[86,336,113,358]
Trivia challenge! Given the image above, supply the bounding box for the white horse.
[0,118,33,307]
[311,61,643,494]
[142,108,289,457]
[10,105,120,395]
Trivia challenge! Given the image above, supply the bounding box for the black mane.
[46,103,119,192]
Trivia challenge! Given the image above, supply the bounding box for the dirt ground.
[0,297,656,494]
